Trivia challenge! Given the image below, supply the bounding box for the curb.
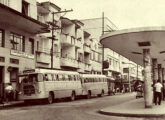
[0,101,24,109]
[98,110,165,118]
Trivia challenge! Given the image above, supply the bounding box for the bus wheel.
[70,92,76,101]
[87,91,91,99]
[47,93,54,104]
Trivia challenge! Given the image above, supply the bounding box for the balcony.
[36,51,50,64]
[78,61,85,69]
[10,49,34,59]
[37,15,45,23]
[60,57,78,68]
[84,44,91,53]
[0,3,49,34]
[75,38,82,48]
[60,34,82,48]
[0,0,9,7]
[84,63,91,72]
[60,34,73,46]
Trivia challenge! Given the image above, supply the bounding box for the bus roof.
[22,68,79,75]
[81,74,106,78]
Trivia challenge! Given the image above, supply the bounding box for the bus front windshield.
[19,73,43,83]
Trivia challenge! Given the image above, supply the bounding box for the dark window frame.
[0,29,5,47]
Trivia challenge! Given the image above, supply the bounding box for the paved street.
[0,93,164,120]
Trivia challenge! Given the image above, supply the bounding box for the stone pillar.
[152,58,157,103]
[143,49,152,108]
[158,64,162,83]
[152,59,157,85]
[162,68,165,100]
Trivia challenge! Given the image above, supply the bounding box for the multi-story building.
[81,17,144,92]
[36,2,61,69]
[0,0,49,99]
[37,2,89,73]
[81,18,118,75]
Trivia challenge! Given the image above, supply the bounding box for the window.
[68,75,71,81]
[22,0,29,16]
[29,38,34,54]
[0,29,4,47]
[37,41,39,51]
[10,33,25,51]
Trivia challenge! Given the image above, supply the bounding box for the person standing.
[5,83,14,102]
[154,80,163,105]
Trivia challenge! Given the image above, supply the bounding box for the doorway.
[0,66,4,99]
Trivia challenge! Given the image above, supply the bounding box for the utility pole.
[137,64,138,80]
[102,12,104,74]
[48,9,73,69]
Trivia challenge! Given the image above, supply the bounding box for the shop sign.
[11,50,34,59]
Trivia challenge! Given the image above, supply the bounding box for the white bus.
[81,74,109,98]
[18,68,82,104]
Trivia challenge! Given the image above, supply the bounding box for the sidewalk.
[0,101,24,108]
[99,98,165,117]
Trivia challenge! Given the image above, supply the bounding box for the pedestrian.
[5,83,14,102]
[154,80,163,105]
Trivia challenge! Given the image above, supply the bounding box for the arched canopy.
[100,27,165,67]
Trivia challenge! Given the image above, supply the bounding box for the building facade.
[0,0,49,100]
[0,0,143,101]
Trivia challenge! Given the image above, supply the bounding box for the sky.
[37,0,165,29]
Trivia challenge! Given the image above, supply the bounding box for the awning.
[0,3,49,34]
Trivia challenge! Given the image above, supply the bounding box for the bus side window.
[38,73,44,82]
[56,74,59,81]
[65,75,68,81]
[45,74,48,81]
[77,75,80,81]
[74,75,77,81]
[51,74,54,81]
[61,75,64,81]
[68,75,71,81]
[59,74,63,81]
[47,74,52,81]
[65,75,67,81]
[95,78,97,82]
[91,78,94,82]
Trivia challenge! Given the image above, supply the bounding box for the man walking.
[154,80,163,105]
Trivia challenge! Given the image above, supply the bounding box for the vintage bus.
[81,74,109,98]
[18,68,82,104]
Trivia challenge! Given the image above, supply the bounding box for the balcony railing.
[78,61,84,69]
[60,33,82,48]
[75,37,82,48]
[60,57,78,68]
[37,15,45,23]
[10,49,34,59]
[84,44,91,53]
[0,0,10,7]
[60,33,73,46]
[36,52,50,64]
[84,63,91,71]
[36,48,60,64]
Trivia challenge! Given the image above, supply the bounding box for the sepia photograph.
[0,0,165,120]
